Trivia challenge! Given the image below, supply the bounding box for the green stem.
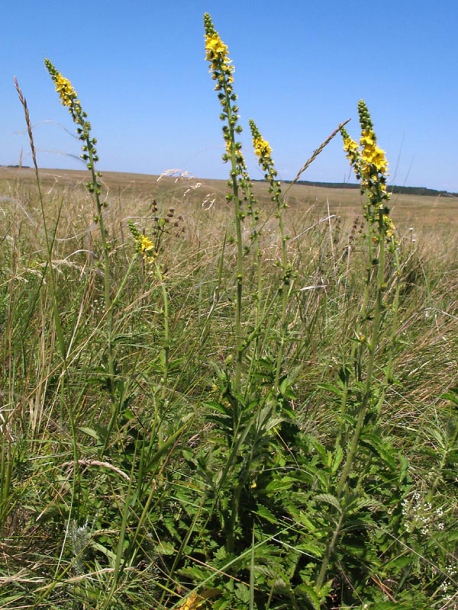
[85,144,116,394]
[222,77,244,407]
[320,195,389,589]
[15,80,67,361]
[316,508,345,590]
[156,261,170,443]
[337,207,386,498]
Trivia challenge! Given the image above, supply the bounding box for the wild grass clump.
[1,12,457,610]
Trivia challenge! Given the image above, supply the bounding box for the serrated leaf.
[331,444,344,474]
[78,426,100,441]
[155,540,175,555]
[294,582,322,610]
[360,431,397,470]
[295,511,317,532]
[314,493,342,513]
[265,476,296,493]
[296,540,323,558]
[317,382,344,396]
[204,400,229,414]
[256,504,278,524]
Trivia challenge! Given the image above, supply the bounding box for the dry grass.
[2,166,457,230]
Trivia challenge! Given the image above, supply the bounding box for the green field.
[2,14,458,608]
[1,163,458,609]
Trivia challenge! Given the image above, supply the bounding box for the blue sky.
[2,0,458,192]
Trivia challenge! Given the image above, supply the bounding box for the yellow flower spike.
[54,74,78,107]
[140,235,154,253]
[343,137,359,153]
[383,214,396,240]
[204,31,234,78]
[205,33,229,61]
[177,588,222,610]
[137,234,155,262]
[45,59,104,203]
[341,101,396,243]
[253,136,272,159]
[176,592,206,610]
[360,129,376,148]
[358,124,389,179]
[203,14,235,96]
[45,60,80,110]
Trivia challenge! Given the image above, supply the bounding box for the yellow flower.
[360,129,389,176]
[343,137,359,154]
[176,592,206,610]
[253,136,272,159]
[205,33,229,62]
[383,214,396,239]
[54,74,78,107]
[177,588,221,609]
[140,235,154,254]
[204,30,234,84]
[360,129,376,148]
[342,135,361,176]
[361,145,388,175]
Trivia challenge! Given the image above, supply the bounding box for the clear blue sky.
[2,1,458,192]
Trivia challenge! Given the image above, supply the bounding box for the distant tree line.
[290,180,458,198]
[0,164,32,169]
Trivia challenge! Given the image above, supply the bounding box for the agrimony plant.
[204,13,261,395]
[45,60,116,393]
[316,101,404,591]
[249,119,294,394]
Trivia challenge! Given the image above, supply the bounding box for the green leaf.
[318,382,344,397]
[331,444,344,474]
[256,504,278,524]
[360,431,397,470]
[314,493,342,513]
[441,391,458,405]
[294,511,317,533]
[204,400,230,414]
[279,376,297,399]
[155,540,175,555]
[92,541,117,562]
[294,582,321,610]
[296,540,324,558]
[145,421,190,473]
[265,476,296,493]
[78,426,100,441]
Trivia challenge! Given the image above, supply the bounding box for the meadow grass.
[1,14,458,610]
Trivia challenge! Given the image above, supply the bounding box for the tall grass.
[0,12,457,610]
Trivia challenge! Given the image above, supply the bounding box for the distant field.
[1,166,457,231]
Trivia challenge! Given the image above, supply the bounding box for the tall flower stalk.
[340,100,396,470]
[317,101,401,589]
[249,120,293,393]
[45,60,115,402]
[128,222,170,442]
[14,79,67,362]
[340,101,398,413]
[204,13,251,395]
[45,60,110,307]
